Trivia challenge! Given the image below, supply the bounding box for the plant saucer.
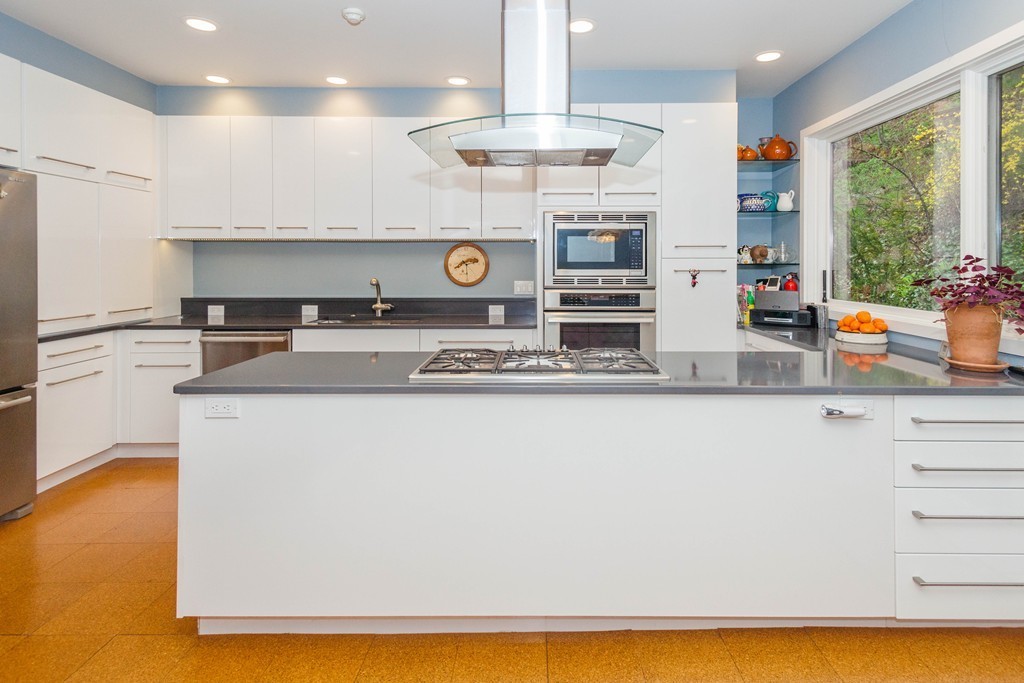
[941,356,1010,373]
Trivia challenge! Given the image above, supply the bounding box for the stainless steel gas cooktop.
[408,348,669,384]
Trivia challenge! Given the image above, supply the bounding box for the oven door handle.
[199,335,290,344]
[545,316,656,324]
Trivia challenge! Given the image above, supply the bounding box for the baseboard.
[36,443,179,493]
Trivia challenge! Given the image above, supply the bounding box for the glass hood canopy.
[408,113,664,168]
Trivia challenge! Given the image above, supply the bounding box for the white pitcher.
[777,190,795,212]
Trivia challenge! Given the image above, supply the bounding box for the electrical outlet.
[301,305,318,317]
[514,280,534,295]
[205,397,239,418]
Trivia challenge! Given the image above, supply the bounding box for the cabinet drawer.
[895,442,1024,488]
[129,329,201,353]
[894,396,1024,441]
[896,554,1024,620]
[37,355,115,478]
[419,329,535,351]
[38,332,114,371]
[130,353,201,443]
[895,488,1024,554]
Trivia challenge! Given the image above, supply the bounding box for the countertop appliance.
[199,331,291,374]
[545,211,655,288]
[408,347,669,384]
[751,291,814,327]
[0,170,38,521]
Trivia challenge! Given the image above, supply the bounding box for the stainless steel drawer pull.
[107,170,153,182]
[199,335,289,343]
[233,226,268,230]
[439,226,471,230]
[38,313,96,323]
[912,510,1024,521]
[913,576,1024,588]
[384,226,418,230]
[912,464,1024,473]
[36,155,96,170]
[490,226,523,230]
[0,395,32,411]
[541,192,595,195]
[134,340,193,345]
[170,226,223,230]
[46,344,104,359]
[276,226,309,230]
[911,417,1024,425]
[134,363,193,368]
[325,226,359,230]
[674,268,727,273]
[437,340,514,345]
[604,192,658,195]
[675,244,728,248]
[0,145,18,153]
[45,370,103,387]
[108,306,153,314]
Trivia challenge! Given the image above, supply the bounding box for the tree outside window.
[999,64,1024,275]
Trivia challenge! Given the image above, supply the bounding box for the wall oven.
[199,331,291,374]
[543,290,656,356]
[544,211,655,288]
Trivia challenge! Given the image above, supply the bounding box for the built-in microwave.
[544,211,656,288]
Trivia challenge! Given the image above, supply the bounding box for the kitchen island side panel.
[178,393,895,621]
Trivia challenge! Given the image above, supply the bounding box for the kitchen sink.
[310,316,420,325]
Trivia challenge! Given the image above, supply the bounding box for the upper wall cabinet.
[482,167,535,238]
[598,103,662,206]
[429,117,482,239]
[165,116,232,238]
[536,103,600,207]
[22,65,104,182]
[272,117,315,238]
[101,96,155,190]
[99,185,154,326]
[314,117,373,239]
[229,116,273,238]
[0,54,21,168]
[372,117,431,239]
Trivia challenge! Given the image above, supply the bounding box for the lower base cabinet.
[129,352,201,442]
[660,259,737,351]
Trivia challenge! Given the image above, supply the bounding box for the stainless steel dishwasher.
[199,331,291,374]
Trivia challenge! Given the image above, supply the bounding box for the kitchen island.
[174,348,1024,633]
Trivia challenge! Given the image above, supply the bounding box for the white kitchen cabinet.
[659,259,737,351]
[482,168,535,238]
[128,329,202,353]
[314,117,373,239]
[101,96,155,191]
[598,103,661,206]
[37,331,114,372]
[372,117,431,239]
[37,174,100,335]
[291,328,419,352]
[22,65,104,182]
[130,352,201,443]
[229,116,273,238]
[896,554,1024,620]
[429,117,482,239]
[272,117,315,238]
[0,54,22,168]
[99,185,154,326]
[419,328,535,351]
[660,103,737,259]
[36,349,115,479]
[536,104,600,207]
[165,116,231,238]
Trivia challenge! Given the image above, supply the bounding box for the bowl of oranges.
[835,310,888,346]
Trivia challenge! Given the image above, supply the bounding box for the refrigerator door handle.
[0,395,32,411]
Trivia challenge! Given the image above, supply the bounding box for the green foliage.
[1001,65,1024,275]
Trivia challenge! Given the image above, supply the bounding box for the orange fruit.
[860,323,877,334]
[841,315,856,327]
[848,319,861,331]
[873,319,888,332]
[838,325,851,332]
[856,310,872,323]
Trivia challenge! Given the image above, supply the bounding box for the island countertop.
[173,345,1024,396]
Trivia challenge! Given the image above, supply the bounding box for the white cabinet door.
[37,354,115,478]
[37,174,100,335]
[101,96,155,191]
[130,352,201,443]
[419,328,535,351]
[99,185,154,325]
[165,116,231,238]
[372,117,431,239]
[659,259,737,351]
[598,103,661,206]
[229,116,273,238]
[536,103,600,207]
[661,103,737,258]
[429,117,481,239]
[272,117,315,238]
[22,65,103,182]
[314,117,373,239]
[0,54,22,168]
[291,329,420,351]
[482,168,535,238]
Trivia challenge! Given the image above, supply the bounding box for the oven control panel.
[544,289,656,310]
[561,293,639,307]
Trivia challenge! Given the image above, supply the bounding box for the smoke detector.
[341,8,365,25]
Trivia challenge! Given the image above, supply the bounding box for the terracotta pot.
[944,303,1003,365]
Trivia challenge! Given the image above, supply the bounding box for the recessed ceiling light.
[185,17,217,32]
[447,76,471,86]
[341,7,365,25]
[326,76,349,85]
[205,75,231,85]
[755,50,783,63]
[569,18,595,34]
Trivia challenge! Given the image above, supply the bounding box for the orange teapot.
[758,134,798,160]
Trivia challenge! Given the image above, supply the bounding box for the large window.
[999,63,1024,274]
[831,93,961,310]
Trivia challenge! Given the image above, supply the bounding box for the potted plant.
[912,255,1024,366]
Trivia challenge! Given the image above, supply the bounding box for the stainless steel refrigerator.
[0,169,37,521]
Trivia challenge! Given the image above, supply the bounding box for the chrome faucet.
[370,278,394,317]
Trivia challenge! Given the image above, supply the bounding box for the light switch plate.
[207,305,225,325]
[514,280,535,295]
[301,305,318,323]
[488,305,505,325]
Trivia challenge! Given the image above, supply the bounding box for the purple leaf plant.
[912,255,1024,334]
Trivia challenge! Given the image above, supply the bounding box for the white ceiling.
[0,0,913,98]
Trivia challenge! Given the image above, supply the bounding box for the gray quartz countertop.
[174,346,1024,396]
[135,314,538,330]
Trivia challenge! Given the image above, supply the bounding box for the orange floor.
[1,457,1023,682]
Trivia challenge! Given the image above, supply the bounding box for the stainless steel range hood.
[408,0,663,168]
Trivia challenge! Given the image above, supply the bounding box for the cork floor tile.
[123,583,198,636]
[33,581,170,635]
[34,542,153,583]
[808,627,939,682]
[0,581,92,635]
[139,488,179,513]
[162,634,280,682]
[0,542,83,596]
[355,633,460,683]
[0,510,78,545]
[65,634,199,683]
[631,629,743,683]
[46,485,169,516]
[93,511,178,544]
[885,628,1024,682]
[547,630,645,683]
[979,628,1024,670]
[34,511,135,544]
[107,542,178,583]
[719,628,841,683]
[0,635,24,656]
[452,632,548,683]
[0,634,110,683]
[256,634,374,682]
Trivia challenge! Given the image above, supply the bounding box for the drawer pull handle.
[490,226,523,230]
[107,170,153,182]
[45,370,103,387]
[912,464,1024,473]
[134,364,193,368]
[276,226,309,230]
[0,395,32,411]
[325,226,359,230]
[439,226,472,230]
[0,145,18,153]
[108,306,153,315]
[135,340,193,345]
[912,510,1024,521]
[674,268,727,273]
[604,192,658,195]
[234,226,268,230]
[675,244,728,248]
[384,226,418,231]
[46,344,104,359]
[911,417,1024,425]
[540,192,595,196]
[437,340,514,345]
[38,313,96,323]
[913,576,1024,588]
[36,155,96,170]
[199,335,289,343]
[170,226,223,230]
